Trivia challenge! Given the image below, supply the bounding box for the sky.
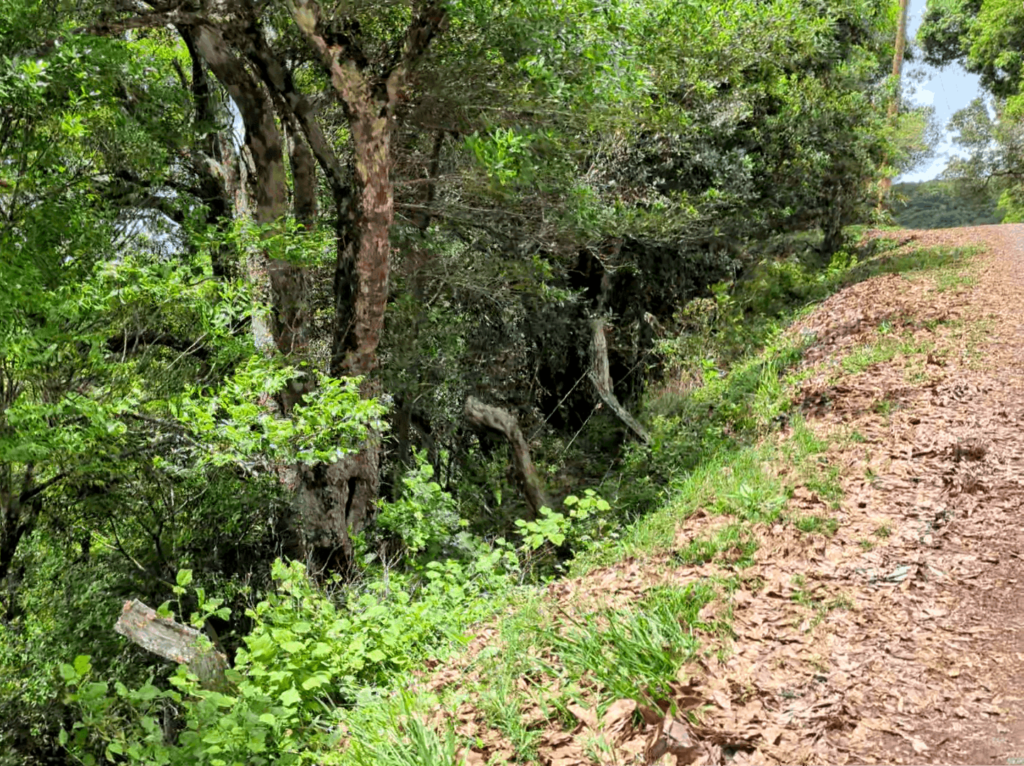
[897,0,983,183]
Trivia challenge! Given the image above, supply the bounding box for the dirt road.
[766,224,1024,764]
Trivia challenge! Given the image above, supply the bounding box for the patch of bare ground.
[417,225,1024,766]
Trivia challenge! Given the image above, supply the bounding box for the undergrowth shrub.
[611,234,907,517]
[375,451,464,558]
[61,556,516,766]
[60,481,618,766]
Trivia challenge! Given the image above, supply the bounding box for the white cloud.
[914,88,935,106]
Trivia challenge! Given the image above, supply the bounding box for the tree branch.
[114,599,231,692]
[464,397,549,520]
[78,12,205,36]
[239,23,350,200]
[106,331,211,361]
[589,318,650,445]
[385,1,449,114]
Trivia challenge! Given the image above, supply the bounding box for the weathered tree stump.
[114,599,231,692]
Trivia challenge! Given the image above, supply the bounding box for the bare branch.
[465,397,549,520]
[106,331,211,361]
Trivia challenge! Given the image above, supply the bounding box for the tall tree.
[81,0,449,563]
[920,0,1024,219]
[879,0,911,206]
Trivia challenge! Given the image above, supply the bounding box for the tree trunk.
[191,24,309,359]
[281,0,447,561]
[297,106,394,562]
[83,2,451,568]
[180,29,239,280]
[329,109,393,380]
[465,397,549,520]
[878,0,910,207]
[289,128,318,230]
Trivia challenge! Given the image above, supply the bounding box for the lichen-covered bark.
[289,129,318,230]
[114,599,230,692]
[180,29,239,279]
[282,0,448,558]
[85,1,449,565]
[331,105,393,380]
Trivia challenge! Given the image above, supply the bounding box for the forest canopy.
[892,179,1005,229]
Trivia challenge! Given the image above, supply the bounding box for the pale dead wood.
[465,397,550,520]
[590,317,651,445]
[114,599,231,692]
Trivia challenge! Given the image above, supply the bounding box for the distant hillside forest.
[893,180,1006,229]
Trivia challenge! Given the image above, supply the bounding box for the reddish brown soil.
[425,225,1024,766]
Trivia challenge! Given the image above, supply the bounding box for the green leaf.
[301,675,326,690]
[258,713,276,725]
[367,649,387,663]
[176,569,193,587]
[73,655,92,676]
[280,687,301,707]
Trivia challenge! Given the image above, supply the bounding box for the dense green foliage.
[920,0,1024,219]
[0,0,954,762]
[892,179,1005,228]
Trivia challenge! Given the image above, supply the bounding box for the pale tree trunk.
[590,318,651,446]
[878,0,910,208]
[86,3,446,566]
[178,29,240,280]
[191,24,309,359]
[288,128,318,230]
[187,24,348,562]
